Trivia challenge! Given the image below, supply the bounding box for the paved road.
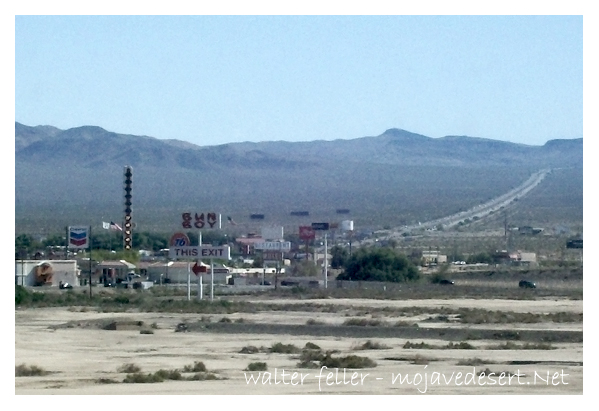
[366,168,551,244]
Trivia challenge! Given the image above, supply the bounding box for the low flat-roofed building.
[15,260,80,287]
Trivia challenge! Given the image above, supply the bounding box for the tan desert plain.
[15,272,583,396]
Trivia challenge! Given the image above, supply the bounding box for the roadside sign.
[169,232,191,247]
[169,245,231,260]
[254,241,291,251]
[311,222,329,231]
[68,226,90,249]
[181,212,220,229]
[192,262,208,276]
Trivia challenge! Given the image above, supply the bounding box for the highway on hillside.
[365,168,551,244]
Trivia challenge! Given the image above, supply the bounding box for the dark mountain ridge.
[15,122,582,234]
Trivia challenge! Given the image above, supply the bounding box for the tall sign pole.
[123,166,133,250]
[187,262,191,301]
[324,232,328,289]
[89,226,93,298]
[210,260,214,301]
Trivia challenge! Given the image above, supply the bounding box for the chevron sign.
[68,226,90,249]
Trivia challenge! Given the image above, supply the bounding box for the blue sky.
[14,13,585,147]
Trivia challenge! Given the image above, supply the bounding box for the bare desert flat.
[15,290,583,396]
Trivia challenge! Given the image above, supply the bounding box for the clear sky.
[14,12,585,147]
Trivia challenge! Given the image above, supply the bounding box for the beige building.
[95,260,137,284]
[422,251,447,265]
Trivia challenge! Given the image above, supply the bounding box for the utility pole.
[504,210,509,250]
[324,233,328,289]
[89,226,93,298]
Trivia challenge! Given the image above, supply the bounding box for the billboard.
[261,226,284,240]
[299,226,315,240]
[181,212,220,229]
[254,241,291,251]
[311,222,329,231]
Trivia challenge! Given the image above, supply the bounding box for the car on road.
[439,279,455,285]
[519,280,536,289]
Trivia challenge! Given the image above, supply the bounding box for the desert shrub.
[403,341,430,349]
[269,342,300,354]
[343,318,383,327]
[123,367,218,383]
[403,341,475,350]
[183,361,207,373]
[297,360,320,369]
[140,329,154,334]
[321,354,376,369]
[123,372,163,383]
[487,342,556,350]
[239,346,260,354]
[118,363,141,373]
[353,340,390,350]
[383,355,433,364]
[15,363,50,376]
[218,317,232,323]
[245,362,267,371]
[411,355,430,365]
[394,320,417,327]
[95,378,118,384]
[15,286,29,305]
[299,349,325,364]
[491,331,521,340]
[446,341,475,349]
[187,372,220,381]
[306,318,324,325]
[154,369,182,380]
[113,295,130,304]
[457,358,488,366]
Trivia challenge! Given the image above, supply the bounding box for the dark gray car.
[519,280,536,288]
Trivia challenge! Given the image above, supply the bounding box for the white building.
[15,260,80,287]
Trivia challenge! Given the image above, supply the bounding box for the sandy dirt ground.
[15,297,583,396]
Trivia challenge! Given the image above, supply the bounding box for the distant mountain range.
[15,122,583,234]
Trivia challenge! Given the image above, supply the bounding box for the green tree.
[337,248,419,283]
[15,234,36,251]
[252,255,264,268]
[330,245,349,269]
